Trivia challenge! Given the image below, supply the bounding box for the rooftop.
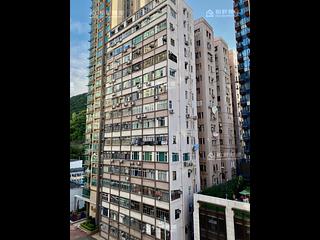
[200,176,250,202]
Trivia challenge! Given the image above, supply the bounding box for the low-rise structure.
[193,183,250,240]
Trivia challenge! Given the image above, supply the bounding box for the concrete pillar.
[225,206,235,240]
[193,196,200,240]
[73,196,76,211]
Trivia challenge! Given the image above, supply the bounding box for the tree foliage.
[70,93,87,159]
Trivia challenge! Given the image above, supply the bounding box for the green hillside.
[70,93,87,159]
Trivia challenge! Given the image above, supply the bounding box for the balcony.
[242,109,249,118]
[240,86,248,95]
[243,133,250,142]
[242,121,250,130]
[240,98,247,107]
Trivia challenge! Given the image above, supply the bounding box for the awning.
[239,189,250,196]
[74,194,96,205]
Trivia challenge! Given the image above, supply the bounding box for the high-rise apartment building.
[194,18,220,189]
[228,50,244,162]
[213,38,237,182]
[234,0,250,177]
[194,17,237,190]
[83,1,200,239]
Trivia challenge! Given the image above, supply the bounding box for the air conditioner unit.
[123,48,127,53]
[132,45,136,49]
[146,82,151,86]
[142,114,146,118]
[193,116,197,120]
[186,114,190,118]
[154,95,159,100]
[112,105,116,109]
[170,26,175,31]
[169,109,174,114]
[111,159,114,163]
[114,67,119,71]
[136,115,141,119]
[137,84,141,89]
[125,177,130,181]
[124,102,128,106]
[157,196,161,200]
[136,162,141,166]
[131,101,135,106]
[130,162,134,165]
[120,160,123,163]
[116,103,120,107]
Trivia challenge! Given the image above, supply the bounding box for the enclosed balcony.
[242,120,250,130]
[240,98,247,107]
[242,109,249,118]
[243,133,250,142]
[82,188,90,198]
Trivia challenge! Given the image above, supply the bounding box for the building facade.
[193,194,250,240]
[213,38,237,183]
[84,0,200,239]
[228,50,244,162]
[194,20,237,190]
[70,159,84,184]
[234,0,250,178]
[194,18,220,190]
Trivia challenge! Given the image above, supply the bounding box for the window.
[183,153,190,161]
[132,34,143,45]
[171,38,175,46]
[132,48,142,59]
[187,137,189,144]
[130,200,141,212]
[143,152,153,161]
[143,204,155,216]
[169,68,176,77]
[156,152,168,162]
[155,21,167,33]
[157,117,166,127]
[173,171,177,180]
[132,62,142,72]
[196,40,201,46]
[171,190,181,201]
[170,7,177,18]
[155,51,167,64]
[156,208,170,222]
[169,52,177,63]
[173,136,176,144]
[143,56,154,69]
[154,67,166,79]
[172,153,179,162]
[144,41,157,54]
[156,100,167,111]
[175,209,181,219]
[143,27,155,39]
[132,151,140,160]
[157,170,168,181]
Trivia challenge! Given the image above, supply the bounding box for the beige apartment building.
[213,37,237,182]
[194,18,237,190]
[83,1,200,240]
[228,50,244,162]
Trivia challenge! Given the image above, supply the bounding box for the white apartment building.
[228,50,244,161]
[84,1,200,240]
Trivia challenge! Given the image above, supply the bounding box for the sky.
[70,0,236,97]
